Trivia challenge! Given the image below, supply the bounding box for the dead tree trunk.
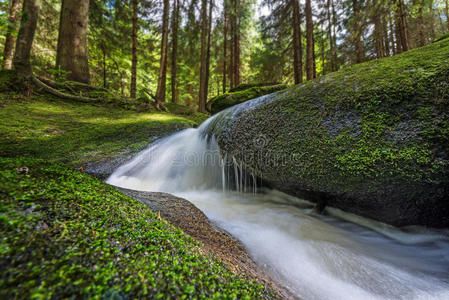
[2,0,22,70]
[13,0,39,78]
[56,0,91,84]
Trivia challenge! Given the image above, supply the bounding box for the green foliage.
[0,157,267,299]
[208,84,288,114]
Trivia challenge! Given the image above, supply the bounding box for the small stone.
[16,167,29,174]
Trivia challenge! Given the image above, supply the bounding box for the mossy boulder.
[208,37,449,228]
[207,84,287,114]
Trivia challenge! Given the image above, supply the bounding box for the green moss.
[212,38,449,225]
[208,84,288,114]
[0,158,267,299]
[0,95,197,167]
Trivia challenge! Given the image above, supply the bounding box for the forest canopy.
[1,0,448,112]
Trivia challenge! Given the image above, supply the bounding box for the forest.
[1,0,449,299]
[1,0,448,111]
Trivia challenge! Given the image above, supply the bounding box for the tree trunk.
[417,0,425,47]
[223,0,227,93]
[428,0,435,41]
[292,0,303,84]
[13,0,39,78]
[130,0,138,99]
[352,0,364,63]
[327,0,336,72]
[199,0,208,113]
[103,46,107,88]
[446,0,449,32]
[382,14,390,56]
[331,0,338,70]
[229,0,235,89]
[171,0,180,103]
[234,0,240,87]
[395,0,408,52]
[2,0,22,70]
[373,0,384,58]
[205,0,213,99]
[305,0,315,80]
[56,0,90,84]
[156,0,170,105]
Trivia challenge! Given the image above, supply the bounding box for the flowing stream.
[107,111,449,300]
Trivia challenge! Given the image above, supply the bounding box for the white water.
[107,115,449,300]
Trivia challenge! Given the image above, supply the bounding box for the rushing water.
[107,113,449,300]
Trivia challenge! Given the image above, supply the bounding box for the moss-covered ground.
[0,158,266,299]
[0,91,268,298]
[0,93,206,167]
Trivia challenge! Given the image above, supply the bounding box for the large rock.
[207,38,449,228]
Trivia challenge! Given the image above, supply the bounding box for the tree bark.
[199,0,208,113]
[373,0,384,58]
[305,0,315,80]
[13,0,39,78]
[223,0,227,93]
[205,0,213,99]
[234,0,240,87]
[292,0,303,84]
[2,0,22,70]
[56,0,90,84]
[382,14,390,56]
[446,0,449,32]
[171,0,180,103]
[417,0,425,47]
[130,0,138,98]
[326,0,336,72]
[156,0,170,105]
[394,0,408,52]
[352,0,364,63]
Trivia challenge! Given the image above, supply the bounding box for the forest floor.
[0,91,278,299]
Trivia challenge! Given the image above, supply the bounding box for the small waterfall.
[107,115,259,195]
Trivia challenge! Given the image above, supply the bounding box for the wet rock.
[207,39,449,228]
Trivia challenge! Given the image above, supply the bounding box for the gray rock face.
[206,40,449,228]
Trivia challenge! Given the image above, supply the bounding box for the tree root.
[32,75,99,103]
[142,88,168,112]
[37,76,111,94]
